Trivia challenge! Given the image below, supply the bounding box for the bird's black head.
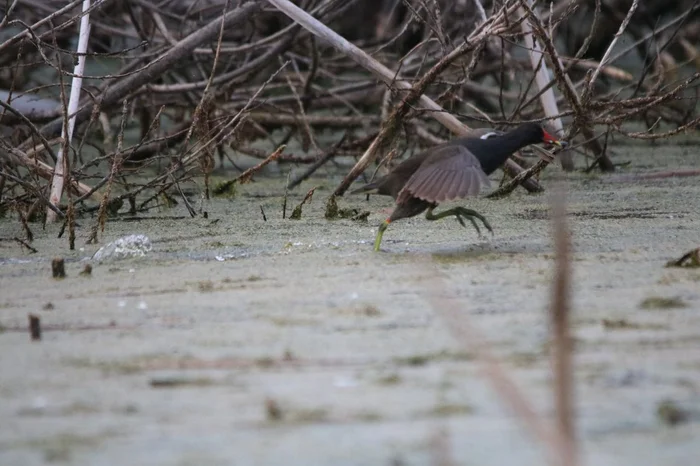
[516,122,564,147]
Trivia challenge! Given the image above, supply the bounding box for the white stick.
[47,0,94,222]
[519,1,572,168]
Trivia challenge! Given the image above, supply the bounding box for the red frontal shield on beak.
[542,130,564,148]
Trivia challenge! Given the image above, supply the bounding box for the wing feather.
[398,145,491,203]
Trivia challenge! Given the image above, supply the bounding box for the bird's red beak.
[542,130,564,148]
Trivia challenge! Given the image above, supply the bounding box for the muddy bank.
[1,145,699,465]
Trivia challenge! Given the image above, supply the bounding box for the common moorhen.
[351,122,564,251]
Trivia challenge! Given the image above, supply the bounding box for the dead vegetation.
[0,0,698,248]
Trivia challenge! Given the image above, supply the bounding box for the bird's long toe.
[477,216,494,236]
[460,215,482,236]
[455,207,493,236]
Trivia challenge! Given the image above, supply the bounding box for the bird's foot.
[426,206,494,238]
[454,214,482,237]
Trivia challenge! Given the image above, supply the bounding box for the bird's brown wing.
[396,145,490,204]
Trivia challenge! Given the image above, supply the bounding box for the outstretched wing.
[397,145,490,204]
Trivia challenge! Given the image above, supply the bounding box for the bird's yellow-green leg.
[425,206,493,237]
[374,219,391,252]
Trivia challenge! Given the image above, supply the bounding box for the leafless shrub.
[0,0,696,244]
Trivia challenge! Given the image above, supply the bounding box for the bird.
[350,122,564,251]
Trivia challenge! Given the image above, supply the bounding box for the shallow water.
[1,144,699,465]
